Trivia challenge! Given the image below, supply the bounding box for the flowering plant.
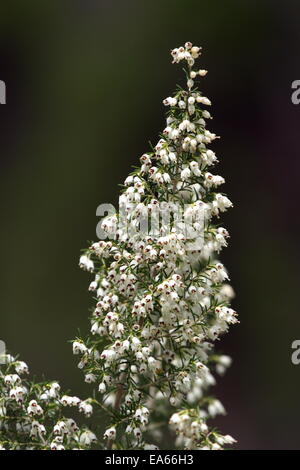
[0,354,96,450]
[77,42,238,450]
[0,42,237,450]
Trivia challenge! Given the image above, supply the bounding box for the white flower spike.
[76,42,238,450]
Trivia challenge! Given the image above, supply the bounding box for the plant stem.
[106,372,126,450]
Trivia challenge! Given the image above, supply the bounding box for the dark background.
[1,0,300,449]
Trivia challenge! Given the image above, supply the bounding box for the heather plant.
[76,42,238,450]
[0,354,96,450]
[0,42,237,451]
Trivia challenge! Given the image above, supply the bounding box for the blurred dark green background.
[1,0,300,449]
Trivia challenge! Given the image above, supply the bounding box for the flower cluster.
[169,409,236,450]
[0,354,96,450]
[75,42,237,450]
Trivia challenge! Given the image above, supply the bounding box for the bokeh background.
[1,0,300,450]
